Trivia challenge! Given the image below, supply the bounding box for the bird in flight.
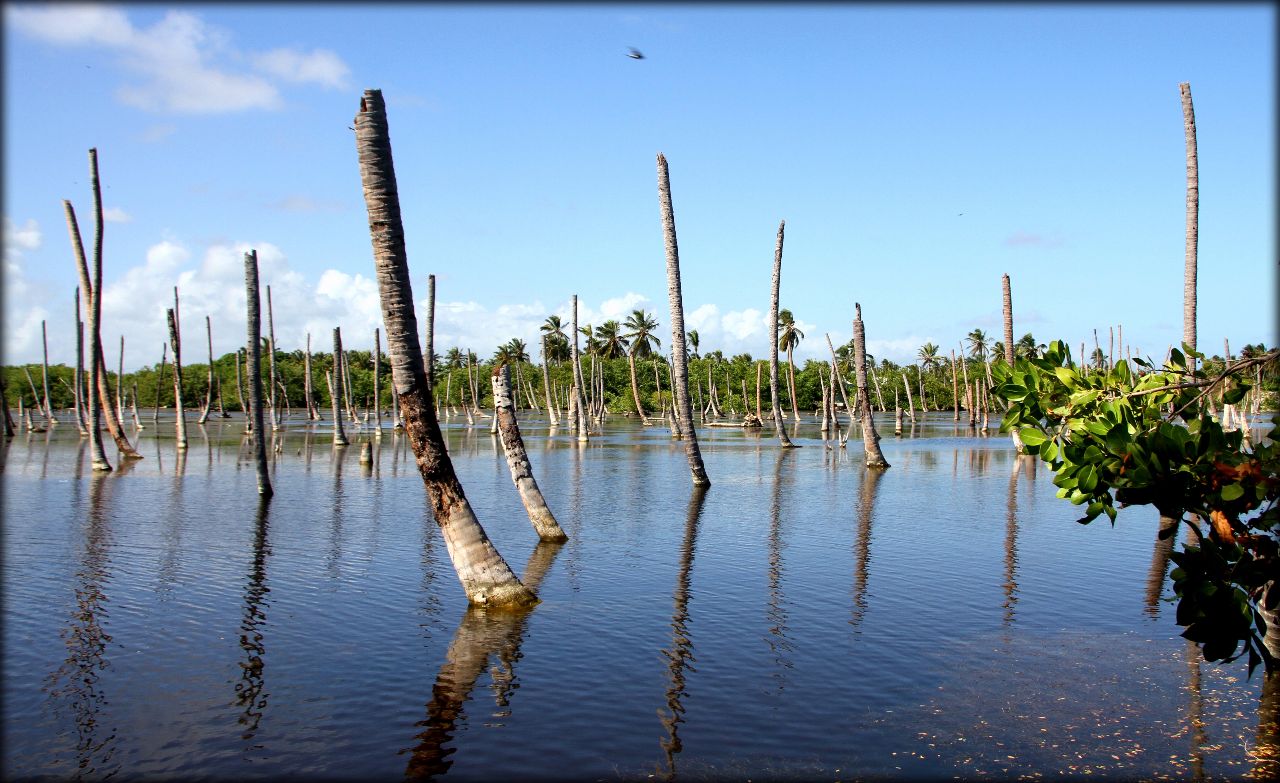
[627,47,645,60]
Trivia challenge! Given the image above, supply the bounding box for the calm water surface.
[2,411,1274,781]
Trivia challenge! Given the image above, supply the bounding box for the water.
[2,411,1274,780]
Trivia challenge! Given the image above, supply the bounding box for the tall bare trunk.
[1002,273,1025,452]
[1180,82,1198,366]
[64,199,109,469]
[767,221,797,447]
[40,321,53,424]
[355,88,534,607]
[266,286,279,430]
[331,328,349,446]
[374,327,383,434]
[304,333,317,420]
[167,308,187,450]
[198,317,214,424]
[425,273,436,391]
[629,351,649,424]
[825,334,854,447]
[116,335,125,426]
[74,291,87,434]
[571,295,589,441]
[657,153,710,486]
[853,304,889,468]
[244,250,273,498]
[787,347,800,422]
[154,342,167,428]
[493,364,567,541]
[541,336,558,426]
[902,373,916,422]
[950,349,959,421]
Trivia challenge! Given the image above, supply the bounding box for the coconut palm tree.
[1015,333,1045,359]
[686,329,700,360]
[966,328,989,361]
[624,309,661,423]
[778,308,804,423]
[1180,82,1198,366]
[540,316,569,366]
[443,347,465,369]
[917,342,941,372]
[594,321,629,359]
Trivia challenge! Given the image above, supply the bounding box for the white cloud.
[2,218,49,366]
[252,48,350,89]
[139,123,177,143]
[7,6,353,114]
[268,195,347,214]
[103,207,132,223]
[5,217,42,252]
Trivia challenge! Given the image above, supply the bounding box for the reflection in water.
[850,469,882,633]
[404,542,563,780]
[43,473,119,777]
[328,444,345,580]
[765,451,795,684]
[1144,516,1180,619]
[1003,457,1022,627]
[659,486,708,780]
[1257,673,1280,779]
[235,500,272,744]
[1186,639,1207,781]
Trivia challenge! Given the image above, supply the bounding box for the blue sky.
[3,3,1274,370]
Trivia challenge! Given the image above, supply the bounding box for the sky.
[3,3,1275,372]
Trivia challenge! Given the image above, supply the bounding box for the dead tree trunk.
[354,88,534,607]
[762,221,793,447]
[374,327,383,435]
[304,333,318,420]
[154,343,167,428]
[244,250,273,498]
[266,286,280,430]
[492,364,567,542]
[853,304,889,468]
[656,152,710,486]
[74,290,87,434]
[167,308,188,450]
[425,273,436,392]
[331,328,350,446]
[63,195,109,469]
[541,336,558,426]
[1001,272,1026,452]
[1180,82,1198,369]
[40,321,54,425]
[198,316,215,424]
[571,295,589,441]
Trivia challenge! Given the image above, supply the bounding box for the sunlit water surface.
[3,411,1275,781]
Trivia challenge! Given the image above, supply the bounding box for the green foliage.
[992,340,1280,675]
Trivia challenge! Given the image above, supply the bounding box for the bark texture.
[331,328,350,446]
[570,295,589,441]
[854,304,889,468]
[768,221,798,447]
[167,308,188,449]
[657,153,710,486]
[355,88,533,607]
[244,251,273,497]
[1180,82,1198,363]
[492,365,567,541]
[1002,273,1026,453]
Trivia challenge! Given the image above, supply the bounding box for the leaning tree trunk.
[198,316,215,424]
[154,343,167,428]
[116,335,125,427]
[1180,82,1198,369]
[167,308,188,450]
[74,290,88,434]
[628,350,649,424]
[1002,273,1026,452]
[244,250,273,498]
[762,221,793,447]
[355,87,534,607]
[570,295,589,441]
[825,333,855,447]
[266,286,280,430]
[41,321,54,425]
[493,364,568,541]
[63,195,109,470]
[787,346,800,423]
[853,304,889,468]
[331,328,350,446]
[541,336,558,426]
[657,153,710,485]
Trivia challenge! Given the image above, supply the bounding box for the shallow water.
[2,410,1274,780]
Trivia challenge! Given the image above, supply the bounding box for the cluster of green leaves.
[992,340,1279,675]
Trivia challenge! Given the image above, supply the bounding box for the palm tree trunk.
[768,220,798,448]
[657,153,710,485]
[244,250,273,498]
[40,321,54,424]
[825,334,855,447]
[116,335,125,427]
[130,382,143,429]
[199,316,214,424]
[787,347,800,422]
[166,308,187,450]
[374,327,383,435]
[570,295,589,441]
[153,342,167,429]
[64,198,110,469]
[74,291,88,434]
[331,328,350,446]
[868,361,886,412]
[1002,273,1026,452]
[304,332,318,420]
[425,273,436,391]
[541,336,558,426]
[1180,82,1198,367]
[492,364,567,541]
[628,351,649,424]
[853,304,889,468]
[902,373,916,422]
[266,286,279,430]
[354,88,534,607]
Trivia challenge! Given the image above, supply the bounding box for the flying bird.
[627,47,645,60]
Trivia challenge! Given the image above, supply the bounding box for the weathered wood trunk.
[304,333,318,420]
[331,328,350,446]
[425,273,436,392]
[492,364,567,542]
[1180,82,1198,367]
[570,295,589,441]
[853,304,889,468]
[1002,273,1026,452]
[244,250,273,498]
[541,336,558,426]
[762,220,793,447]
[950,349,959,421]
[63,196,109,469]
[130,382,142,429]
[74,291,88,434]
[198,316,214,424]
[266,286,280,430]
[902,373,916,422]
[153,342,167,428]
[167,308,188,450]
[355,88,534,607]
[373,327,383,435]
[40,321,53,424]
[787,347,800,422]
[657,153,710,486]
[628,351,649,424]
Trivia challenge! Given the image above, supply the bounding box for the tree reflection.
[234,499,272,743]
[659,485,709,780]
[1003,456,1023,627]
[43,472,119,777]
[850,468,882,632]
[765,451,795,688]
[404,541,562,780]
[1143,516,1180,619]
[1256,672,1279,779]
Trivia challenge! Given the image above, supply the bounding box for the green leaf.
[1018,427,1048,446]
[1078,464,1098,493]
[1220,483,1244,502]
[1223,385,1248,405]
[1053,367,1079,389]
